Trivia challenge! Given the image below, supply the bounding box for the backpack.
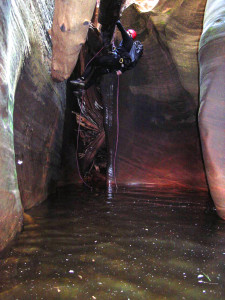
[112,40,143,71]
[128,41,143,69]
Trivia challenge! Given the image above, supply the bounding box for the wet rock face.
[198,0,225,219]
[0,0,224,253]
[96,3,207,190]
[0,0,66,251]
[0,1,23,253]
[67,1,209,192]
[98,0,125,45]
[122,0,207,101]
[67,1,210,192]
[14,46,66,210]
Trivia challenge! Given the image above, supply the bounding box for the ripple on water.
[0,186,224,299]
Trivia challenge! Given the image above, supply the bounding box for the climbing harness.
[119,57,124,68]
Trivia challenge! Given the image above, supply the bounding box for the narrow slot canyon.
[0,0,225,299]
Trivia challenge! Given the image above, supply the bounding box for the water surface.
[0,186,224,299]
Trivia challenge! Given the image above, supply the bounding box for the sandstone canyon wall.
[112,3,208,190]
[50,0,98,81]
[1,0,225,253]
[0,0,66,251]
[199,0,225,219]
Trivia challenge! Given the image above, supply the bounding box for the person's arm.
[116,20,131,43]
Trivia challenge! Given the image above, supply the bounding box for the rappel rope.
[113,74,120,190]
[85,46,106,69]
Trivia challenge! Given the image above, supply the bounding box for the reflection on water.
[0,186,225,299]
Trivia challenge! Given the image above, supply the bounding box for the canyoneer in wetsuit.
[71,20,142,90]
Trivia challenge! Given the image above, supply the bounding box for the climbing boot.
[73,90,83,96]
[70,78,85,87]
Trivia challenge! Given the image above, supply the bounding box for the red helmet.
[127,29,137,39]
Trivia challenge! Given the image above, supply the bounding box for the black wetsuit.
[82,21,134,89]
[114,20,133,60]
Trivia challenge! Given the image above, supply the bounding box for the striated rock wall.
[0,0,66,251]
[198,0,225,219]
[105,4,208,191]
[1,0,225,252]
[142,0,207,102]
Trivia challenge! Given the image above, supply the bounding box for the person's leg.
[71,55,119,89]
[82,64,93,80]
[70,59,96,87]
[71,55,113,85]
[70,64,93,88]
[84,55,120,89]
[82,55,111,80]
[84,67,110,89]
[94,55,119,69]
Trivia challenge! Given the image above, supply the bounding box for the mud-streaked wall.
[0,0,66,251]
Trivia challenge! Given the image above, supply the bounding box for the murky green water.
[0,186,224,300]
